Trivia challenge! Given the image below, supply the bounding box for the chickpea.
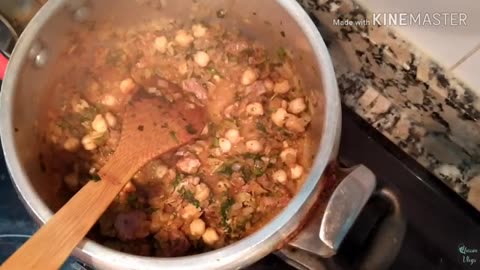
[219,138,232,153]
[91,114,108,133]
[235,192,251,203]
[63,137,80,152]
[120,78,137,94]
[181,203,200,220]
[290,164,304,179]
[178,61,189,75]
[272,169,288,183]
[193,51,210,67]
[155,165,168,178]
[175,30,194,47]
[280,148,297,164]
[190,218,206,237]
[73,99,89,113]
[154,36,168,53]
[225,128,240,144]
[176,156,201,174]
[288,98,307,114]
[195,183,210,202]
[105,112,117,128]
[217,181,230,193]
[122,182,136,193]
[246,102,264,116]
[102,94,118,107]
[241,68,258,85]
[263,79,274,91]
[245,140,263,153]
[81,134,97,151]
[285,115,306,133]
[271,108,288,127]
[273,80,291,94]
[202,228,219,245]
[192,24,207,38]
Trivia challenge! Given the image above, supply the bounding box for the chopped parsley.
[90,172,101,182]
[256,122,267,133]
[169,130,179,143]
[79,106,98,121]
[221,196,234,232]
[241,166,252,181]
[212,137,220,147]
[179,187,200,208]
[208,67,219,75]
[243,153,261,160]
[216,9,226,18]
[253,160,266,177]
[185,124,197,134]
[277,47,287,62]
[173,173,183,187]
[216,163,234,176]
[106,48,125,66]
[127,193,137,204]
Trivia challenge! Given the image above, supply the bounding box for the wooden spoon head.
[100,96,207,185]
[121,97,206,157]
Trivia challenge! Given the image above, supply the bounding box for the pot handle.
[282,165,406,270]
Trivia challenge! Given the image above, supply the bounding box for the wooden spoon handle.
[1,179,123,270]
[0,151,139,270]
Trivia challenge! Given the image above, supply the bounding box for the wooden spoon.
[1,96,207,270]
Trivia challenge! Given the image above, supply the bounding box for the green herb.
[243,48,255,57]
[208,67,219,75]
[227,54,238,63]
[180,187,200,208]
[93,134,108,146]
[216,9,226,18]
[169,130,179,143]
[56,119,71,129]
[216,163,234,176]
[185,124,197,134]
[90,172,101,182]
[253,160,265,177]
[277,47,287,62]
[208,122,218,136]
[106,48,125,66]
[173,173,183,187]
[212,137,220,147]
[79,106,98,121]
[241,166,252,181]
[221,196,234,231]
[243,153,261,160]
[127,193,137,204]
[256,122,267,133]
[145,207,158,214]
[281,128,293,138]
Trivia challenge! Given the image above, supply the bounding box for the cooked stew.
[43,21,312,256]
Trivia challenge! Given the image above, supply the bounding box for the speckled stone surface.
[298,0,480,211]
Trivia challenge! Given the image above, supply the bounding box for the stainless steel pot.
[0,0,405,269]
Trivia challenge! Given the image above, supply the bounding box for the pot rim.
[0,0,341,269]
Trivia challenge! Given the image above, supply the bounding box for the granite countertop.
[299,0,480,211]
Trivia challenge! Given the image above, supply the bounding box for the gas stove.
[1,105,478,269]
